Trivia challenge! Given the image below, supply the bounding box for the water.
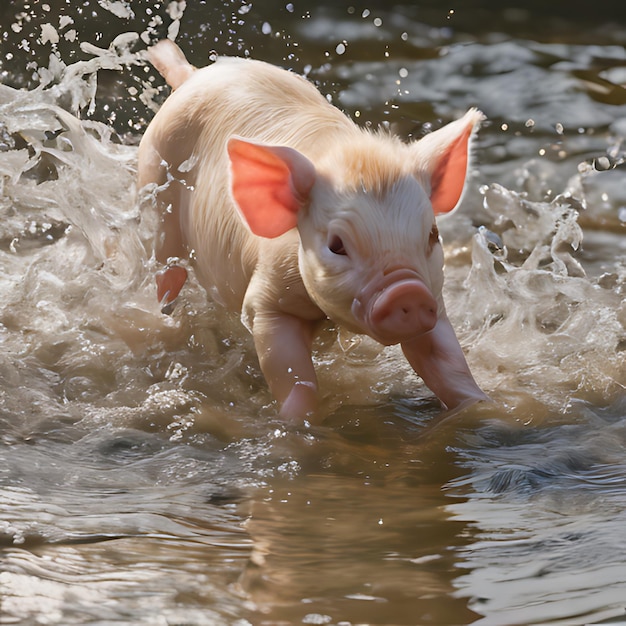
[1,2,625,624]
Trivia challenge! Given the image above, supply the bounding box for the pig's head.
[228,109,482,346]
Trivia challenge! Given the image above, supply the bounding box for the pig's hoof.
[160,300,176,315]
[279,381,318,422]
[156,264,188,315]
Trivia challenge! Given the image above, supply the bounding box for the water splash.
[1,5,626,626]
[450,182,625,410]
[1,17,624,433]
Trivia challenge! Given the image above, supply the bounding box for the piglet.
[138,39,488,421]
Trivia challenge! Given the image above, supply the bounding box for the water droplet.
[478,226,507,260]
[594,156,611,171]
[303,614,332,625]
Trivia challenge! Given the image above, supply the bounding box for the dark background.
[2,0,625,138]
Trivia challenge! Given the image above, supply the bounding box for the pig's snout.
[352,270,438,345]
[370,279,437,341]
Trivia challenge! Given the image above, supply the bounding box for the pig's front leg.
[251,311,319,421]
[402,313,488,411]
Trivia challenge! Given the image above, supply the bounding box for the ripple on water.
[0,3,625,626]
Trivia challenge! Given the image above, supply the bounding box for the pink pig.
[138,40,487,420]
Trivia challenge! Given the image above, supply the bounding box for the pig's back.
[142,57,358,310]
[183,57,355,150]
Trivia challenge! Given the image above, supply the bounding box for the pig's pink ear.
[228,137,316,238]
[412,109,484,215]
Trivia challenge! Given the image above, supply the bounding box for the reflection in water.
[0,1,625,625]
[234,411,478,625]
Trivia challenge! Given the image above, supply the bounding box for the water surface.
[1,2,625,625]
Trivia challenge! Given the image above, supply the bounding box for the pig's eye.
[328,234,348,256]
[429,224,440,247]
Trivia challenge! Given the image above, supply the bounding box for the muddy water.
[1,2,625,625]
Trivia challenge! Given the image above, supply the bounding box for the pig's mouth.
[351,269,438,345]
